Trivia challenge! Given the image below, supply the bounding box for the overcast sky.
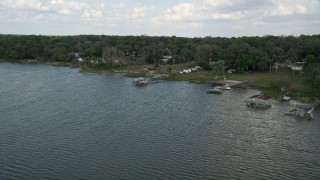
[0,0,319,37]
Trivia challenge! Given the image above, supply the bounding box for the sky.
[0,0,319,37]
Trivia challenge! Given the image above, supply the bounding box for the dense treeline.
[0,34,319,73]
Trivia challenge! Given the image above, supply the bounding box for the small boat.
[207,86,223,94]
[224,84,231,90]
[282,95,291,101]
[281,93,291,101]
[133,78,148,86]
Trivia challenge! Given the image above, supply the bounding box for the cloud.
[163,3,195,21]
[271,3,306,15]
[0,0,88,14]
[80,3,152,29]
[152,1,245,26]
[82,9,102,19]
[44,0,88,15]
[0,0,319,37]
[202,0,231,8]
[210,12,244,20]
[131,5,149,19]
[0,0,42,10]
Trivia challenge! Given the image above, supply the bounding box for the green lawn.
[160,62,319,101]
[226,64,319,101]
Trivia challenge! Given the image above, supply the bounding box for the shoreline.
[1,60,319,106]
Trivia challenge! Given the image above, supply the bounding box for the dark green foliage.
[0,34,319,71]
[312,67,320,97]
[212,60,225,76]
[304,55,316,64]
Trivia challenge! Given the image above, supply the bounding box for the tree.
[195,44,212,69]
[82,48,95,58]
[180,48,192,63]
[212,60,225,77]
[143,46,162,65]
[313,69,320,97]
[303,54,316,64]
[236,55,251,73]
[102,46,118,67]
[0,34,319,70]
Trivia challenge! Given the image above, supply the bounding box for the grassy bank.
[227,71,315,101]
[156,62,319,103]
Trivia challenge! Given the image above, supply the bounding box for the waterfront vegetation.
[0,34,319,102]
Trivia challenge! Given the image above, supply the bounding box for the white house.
[78,58,84,62]
[162,55,172,63]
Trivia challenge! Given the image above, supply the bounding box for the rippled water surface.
[0,62,320,179]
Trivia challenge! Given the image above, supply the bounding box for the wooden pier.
[286,103,314,119]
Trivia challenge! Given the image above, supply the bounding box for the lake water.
[0,62,320,179]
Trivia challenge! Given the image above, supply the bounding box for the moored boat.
[133,78,148,86]
[281,93,291,101]
[207,86,224,94]
[224,84,231,90]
